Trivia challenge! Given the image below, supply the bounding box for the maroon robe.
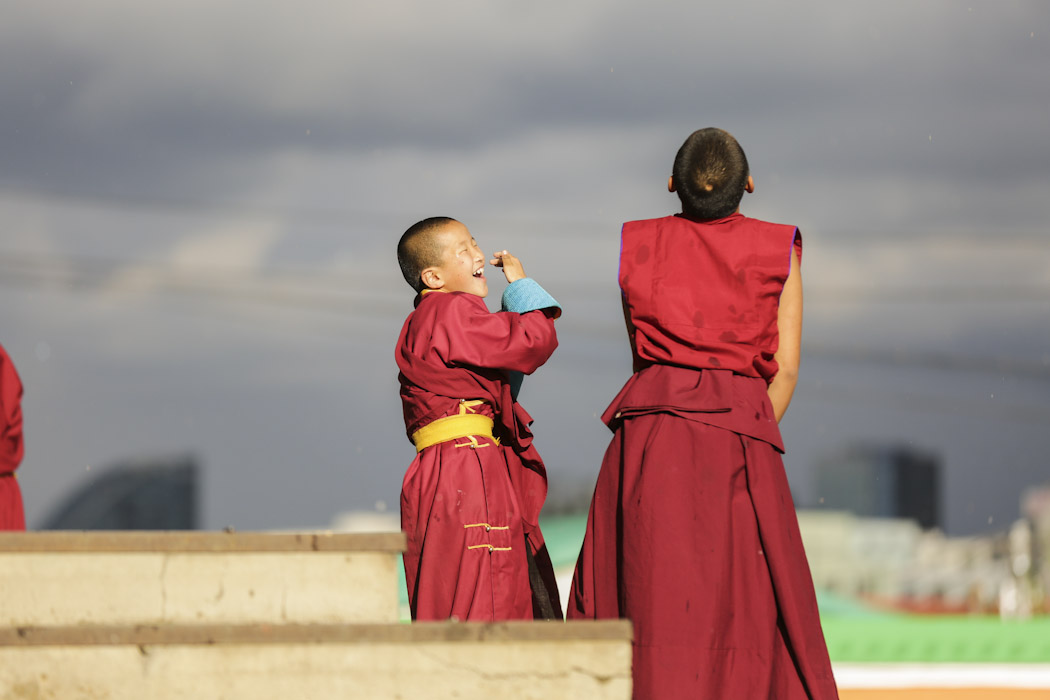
[0,343,26,531]
[396,290,562,621]
[568,215,838,699]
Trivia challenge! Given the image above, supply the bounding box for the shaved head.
[397,216,458,293]
[672,128,750,221]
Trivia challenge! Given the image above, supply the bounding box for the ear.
[744,175,755,194]
[421,267,444,290]
[667,176,676,193]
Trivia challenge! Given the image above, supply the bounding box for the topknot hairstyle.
[397,216,457,293]
[672,128,750,221]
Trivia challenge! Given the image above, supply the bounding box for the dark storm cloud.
[2,1,1047,209]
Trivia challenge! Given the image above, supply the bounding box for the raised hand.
[490,250,526,284]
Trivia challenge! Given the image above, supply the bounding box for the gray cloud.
[1,1,1047,534]
[4,2,1047,216]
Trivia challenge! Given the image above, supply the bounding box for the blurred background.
[2,0,1049,665]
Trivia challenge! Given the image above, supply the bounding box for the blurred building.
[40,455,199,530]
[813,443,941,530]
[797,510,1015,614]
[1022,484,1050,571]
[796,482,1050,616]
[1020,484,1050,613]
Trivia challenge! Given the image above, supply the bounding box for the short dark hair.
[672,128,750,221]
[397,217,457,293]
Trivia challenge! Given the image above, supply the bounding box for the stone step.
[0,531,405,626]
[0,621,632,699]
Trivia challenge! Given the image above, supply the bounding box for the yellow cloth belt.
[411,400,496,452]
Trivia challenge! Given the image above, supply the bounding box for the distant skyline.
[2,1,1048,535]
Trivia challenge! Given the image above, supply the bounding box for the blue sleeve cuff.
[501,278,561,318]
[502,278,559,400]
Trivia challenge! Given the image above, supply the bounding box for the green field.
[821,614,1050,663]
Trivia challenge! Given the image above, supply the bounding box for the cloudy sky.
[2,1,1047,535]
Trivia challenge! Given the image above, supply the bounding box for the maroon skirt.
[568,413,838,699]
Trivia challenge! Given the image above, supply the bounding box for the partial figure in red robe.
[568,129,838,699]
[395,217,562,621]
[0,343,26,530]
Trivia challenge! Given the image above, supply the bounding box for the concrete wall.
[0,621,633,700]
[0,531,405,625]
[0,532,633,698]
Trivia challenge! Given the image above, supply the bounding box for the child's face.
[427,221,488,297]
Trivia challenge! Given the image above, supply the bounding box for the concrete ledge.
[0,531,405,626]
[0,620,632,646]
[0,622,633,700]
[0,530,406,552]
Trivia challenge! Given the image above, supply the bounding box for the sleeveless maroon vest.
[608,214,801,451]
[620,213,799,382]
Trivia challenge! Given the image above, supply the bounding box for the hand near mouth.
[490,250,526,284]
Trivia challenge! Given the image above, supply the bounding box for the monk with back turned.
[568,129,838,698]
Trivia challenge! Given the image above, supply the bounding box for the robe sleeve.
[435,294,558,376]
[500,278,561,398]
[0,346,25,472]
